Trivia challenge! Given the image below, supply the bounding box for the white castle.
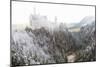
[29,8,59,30]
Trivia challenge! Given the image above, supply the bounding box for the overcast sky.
[12,1,95,25]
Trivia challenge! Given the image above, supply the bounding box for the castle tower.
[34,7,36,15]
[55,16,57,23]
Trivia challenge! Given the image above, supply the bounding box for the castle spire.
[34,7,36,15]
[55,16,57,23]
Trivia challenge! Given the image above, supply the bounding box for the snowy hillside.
[79,16,95,26]
[68,16,95,32]
[11,15,96,66]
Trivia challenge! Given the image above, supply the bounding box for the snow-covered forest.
[11,14,96,66]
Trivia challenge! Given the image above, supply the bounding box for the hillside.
[11,16,96,66]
